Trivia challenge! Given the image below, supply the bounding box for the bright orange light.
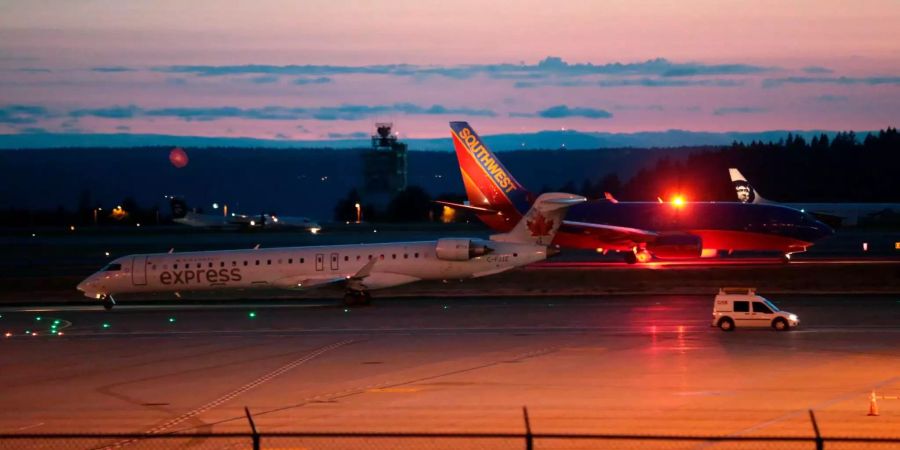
[636,251,652,263]
[109,206,128,221]
[440,206,456,224]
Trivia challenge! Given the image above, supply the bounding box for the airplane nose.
[76,278,92,293]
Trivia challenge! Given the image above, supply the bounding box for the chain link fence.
[1,409,897,450]
[2,431,900,450]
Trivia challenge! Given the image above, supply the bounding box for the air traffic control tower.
[362,123,408,208]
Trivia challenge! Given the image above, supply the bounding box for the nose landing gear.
[100,295,116,311]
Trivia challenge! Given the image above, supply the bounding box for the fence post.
[523,406,533,450]
[809,409,824,450]
[245,406,260,450]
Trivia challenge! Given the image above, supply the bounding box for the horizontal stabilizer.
[491,192,585,245]
[434,200,500,215]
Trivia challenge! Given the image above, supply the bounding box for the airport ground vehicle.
[711,287,799,331]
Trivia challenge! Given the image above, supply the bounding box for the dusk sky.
[2,0,899,141]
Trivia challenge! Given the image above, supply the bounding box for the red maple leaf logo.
[526,212,554,237]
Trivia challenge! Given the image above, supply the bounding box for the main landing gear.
[343,290,372,307]
[624,248,652,264]
[100,294,116,311]
[781,251,802,264]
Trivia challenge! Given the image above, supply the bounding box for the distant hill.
[0,129,863,151]
[0,146,688,218]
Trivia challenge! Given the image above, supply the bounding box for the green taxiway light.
[168,317,176,323]
[248,312,257,319]
[102,323,110,329]
[53,319,60,325]
[35,316,42,321]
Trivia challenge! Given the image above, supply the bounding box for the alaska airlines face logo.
[160,268,242,285]
[733,181,754,203]
[526,211,554,237]
[457,127,517,194]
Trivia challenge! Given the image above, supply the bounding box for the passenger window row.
[148,252,428,271]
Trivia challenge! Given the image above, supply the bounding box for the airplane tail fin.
[449,122,532,225]
[490,192,585,246]
[729,168,768,204]
[169,197,189,219]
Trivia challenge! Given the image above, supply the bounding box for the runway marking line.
[100,338,355,449]
[692,375,900,449]
[366,387,421,393]
[4,422,44,432]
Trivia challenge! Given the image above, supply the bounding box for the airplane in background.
[170,197,320,232]
[78,192,584,309]
[729,168,900,227]
[443,121,833,264]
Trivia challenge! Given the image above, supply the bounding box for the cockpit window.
[102,263,122,272]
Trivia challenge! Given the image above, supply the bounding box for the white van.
[711,287,799,331]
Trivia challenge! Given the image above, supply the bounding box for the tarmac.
[2,295,899,439]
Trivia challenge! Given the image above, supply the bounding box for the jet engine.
[435,238,492,261]
[647,233,702,259]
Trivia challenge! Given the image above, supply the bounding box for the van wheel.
[718,318,735,332]
[772,318,789,331]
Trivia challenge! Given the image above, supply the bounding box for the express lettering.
[160,268,242,285]
[459,128,515,193]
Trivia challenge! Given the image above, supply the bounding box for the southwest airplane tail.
[449,121,532,231]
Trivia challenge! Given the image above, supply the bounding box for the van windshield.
[764,300,780,312]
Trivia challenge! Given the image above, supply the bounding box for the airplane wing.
[271,275,346,290]
[559,220,659,248]
[434,200,500,215]
[271,257,379,291]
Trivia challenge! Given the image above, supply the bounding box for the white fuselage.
[77,239,546,300]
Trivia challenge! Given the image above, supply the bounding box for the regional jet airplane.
[78,193,584,309]
[170,197,320,232]
[443,122,833,264]
[730,168,900,227]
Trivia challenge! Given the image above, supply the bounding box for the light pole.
[355,203,361,224]
[93,207,102,226]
